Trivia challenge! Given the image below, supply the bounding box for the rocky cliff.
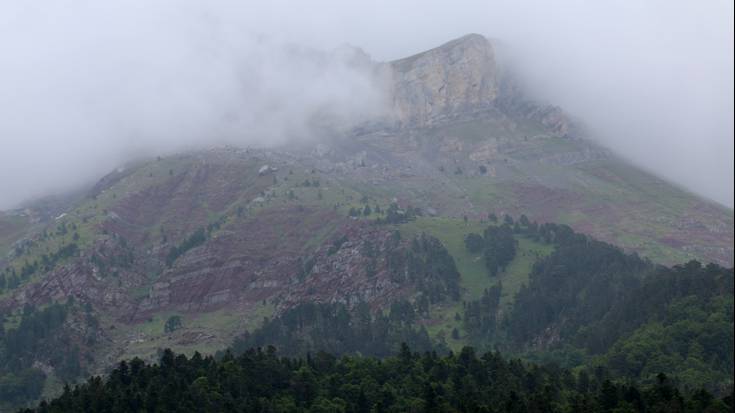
[384,33,571,137]
[389,34,498,127]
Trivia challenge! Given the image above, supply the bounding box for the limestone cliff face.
[389,34,498,127]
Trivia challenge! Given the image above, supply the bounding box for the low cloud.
[0,1,388,208]
[0,0,732,208]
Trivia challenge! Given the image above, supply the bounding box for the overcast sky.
[1,0,732,208]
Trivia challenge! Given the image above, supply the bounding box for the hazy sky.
[1,0,733,208]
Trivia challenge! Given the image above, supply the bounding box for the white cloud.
[0,0,732,207]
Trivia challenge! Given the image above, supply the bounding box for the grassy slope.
[451,161,729,266]
[0,213,97,300]
[399,216,553,351]
[0,214,32,258]
[398,119,732,267]
[102,302,275,366]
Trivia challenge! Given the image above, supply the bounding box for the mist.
[1,0,732,209]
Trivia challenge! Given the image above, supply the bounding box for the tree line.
[21,345,733,412]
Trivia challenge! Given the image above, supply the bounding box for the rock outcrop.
[383,33,574,138]
[389,34,498,127]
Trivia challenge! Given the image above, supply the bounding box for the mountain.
[0,34,732,408]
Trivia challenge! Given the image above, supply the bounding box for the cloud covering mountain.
[0,0,732,208]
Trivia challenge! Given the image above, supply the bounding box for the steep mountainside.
[0,34,732,408]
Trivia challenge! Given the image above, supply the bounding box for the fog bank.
[1,0,732,208]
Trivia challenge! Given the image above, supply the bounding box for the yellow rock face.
[389,34,498,127]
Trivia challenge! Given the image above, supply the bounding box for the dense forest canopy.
[20,346,733,413]
[232,221,733,395]
[0,300,99,406]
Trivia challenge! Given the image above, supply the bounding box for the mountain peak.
[437,33,490,48]
[389,34,498,126]
[392,33,491,66]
